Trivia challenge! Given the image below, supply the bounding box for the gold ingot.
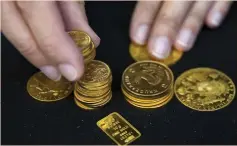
[174,67,236,111]
[27,72,73,102]
[129,43,183,66]
[122,61,174,98]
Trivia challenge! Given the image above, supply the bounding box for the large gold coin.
[174,68,236,111]
[122,61,174,98]
[80,60,111,85]
[68,30,91,49]
[27,72,73,102]
[129,43,183,66]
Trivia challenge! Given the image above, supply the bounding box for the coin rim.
[122,60,174,97]
[27,72,73,102]
[174,67,236,111]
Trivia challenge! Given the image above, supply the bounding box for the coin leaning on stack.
[74,60,113,110]
[121,61,174,108]
[129,43,183,66]
[68,30,96,64]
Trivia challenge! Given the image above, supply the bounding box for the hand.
[130,1,232,59]
[2,1,100,81]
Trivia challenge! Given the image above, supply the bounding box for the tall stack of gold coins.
[68,30,96,64]
[129,43,183,66]
[121,61,174,109]
[74,60,113,110]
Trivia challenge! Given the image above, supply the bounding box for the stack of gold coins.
[121,61,174,108]
[68,30,96,64]
[74,60,113,110]
[129,43,183,66]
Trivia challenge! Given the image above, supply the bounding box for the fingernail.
[40,65,61,81]
[134,24,149,44]
[151,36,171,59]
[210,11,222,27]
[58,63,77,81]
[176,29,195,51]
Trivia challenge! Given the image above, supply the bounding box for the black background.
[2,1,237,145]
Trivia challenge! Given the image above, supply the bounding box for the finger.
[206,1,233,28]
[148,1,193,59]
[2,1,61,81]
[130,1,162,45]
[175,1,213,51]
[58,1,100,47]
[17,1,84,81]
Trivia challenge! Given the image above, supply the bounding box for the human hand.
[2,1,100,81]
[130,1,232,59]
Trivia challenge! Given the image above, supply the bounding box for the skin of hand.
[2,1,233,82]
[2,1,100,81]
[130,1,232,59]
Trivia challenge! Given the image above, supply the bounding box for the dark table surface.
[2,2,237,145]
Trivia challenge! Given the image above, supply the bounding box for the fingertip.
[175,29,195,51]
[206,11,223,29]
[58,63,84,81]
[148,36,171,59]
[131,24,149,45]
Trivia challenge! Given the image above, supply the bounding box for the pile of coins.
[68,30,96,64]
[129,43,183,66]
[121,61,174,108]
[74,60,113,110]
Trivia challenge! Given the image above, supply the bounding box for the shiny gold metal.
[27,72,73,102]
[122,61,174,98]
[174,67,236,111]
[68,30,91,50]
[129,43,183,66]
[80,60,111,85]
[97,112,141,145]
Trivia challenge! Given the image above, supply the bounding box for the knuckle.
[18,39,37,56]
[40,37,58,58]
[158,15,179,33]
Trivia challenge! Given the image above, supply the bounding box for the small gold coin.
[174,67,236,111]
[68,30,91,49]
[129,43,183,66]
[80,60,111,85]
[122,61,174,98]
[27,72,73,102]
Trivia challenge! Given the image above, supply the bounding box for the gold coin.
[27,72,73,102]
[122,85,173,105]
[174,67,236,111]
[75,82,110,97]
[82,40,95,56]
[80,60,111,85]
[68,30,91,49]
[74,97,94,110]
[129,43,183,66]
[122,61,174,98]
[125,92,173,109]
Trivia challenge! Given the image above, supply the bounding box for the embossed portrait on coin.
[81,61,110,83]
[132,65,164,86]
